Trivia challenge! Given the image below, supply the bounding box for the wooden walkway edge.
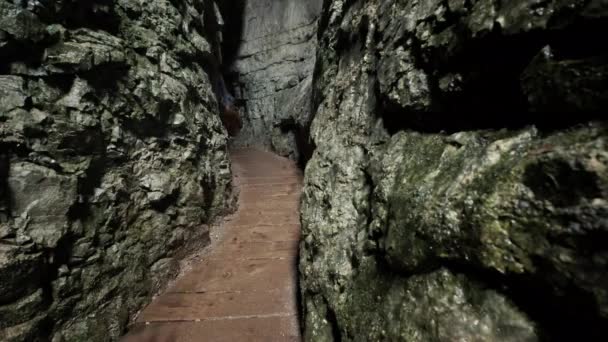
[122,148,303,342]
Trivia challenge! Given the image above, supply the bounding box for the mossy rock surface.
[300,0,608,340]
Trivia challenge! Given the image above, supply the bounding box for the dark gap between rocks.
[379,18,608,135]
[447,259,608,342]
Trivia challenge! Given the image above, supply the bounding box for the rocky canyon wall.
[227,0,323,163]
[0,0,232,340]
[300,0,608,341]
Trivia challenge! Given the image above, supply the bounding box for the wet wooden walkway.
[123,148,303,341]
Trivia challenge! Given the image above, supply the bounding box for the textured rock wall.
[228,0,323,162]
[300,0,608,341]
[0,0,233,340]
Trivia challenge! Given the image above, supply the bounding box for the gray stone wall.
[229,0,323,162]
[300,0,608,341]
[0,1,233,340]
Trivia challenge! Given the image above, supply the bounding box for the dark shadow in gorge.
[278,119,316,170]
[0,150,10,223]
[378,18,608,135]
[370,249,608,342]
[199,0,248,139]
[445,258,608,342]
[217,0,246,101]
[218,0,246,71]
[197,0,246,138]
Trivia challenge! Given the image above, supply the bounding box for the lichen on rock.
[300,0,608,340]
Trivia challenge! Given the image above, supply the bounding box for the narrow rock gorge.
[220,0,322,164]
[1,0,607,341]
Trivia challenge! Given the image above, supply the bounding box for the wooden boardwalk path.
[123,148,303,341]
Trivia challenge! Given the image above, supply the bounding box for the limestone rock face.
[228,0,323,163]
[300,0,608,341]
[0,0,233,340]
